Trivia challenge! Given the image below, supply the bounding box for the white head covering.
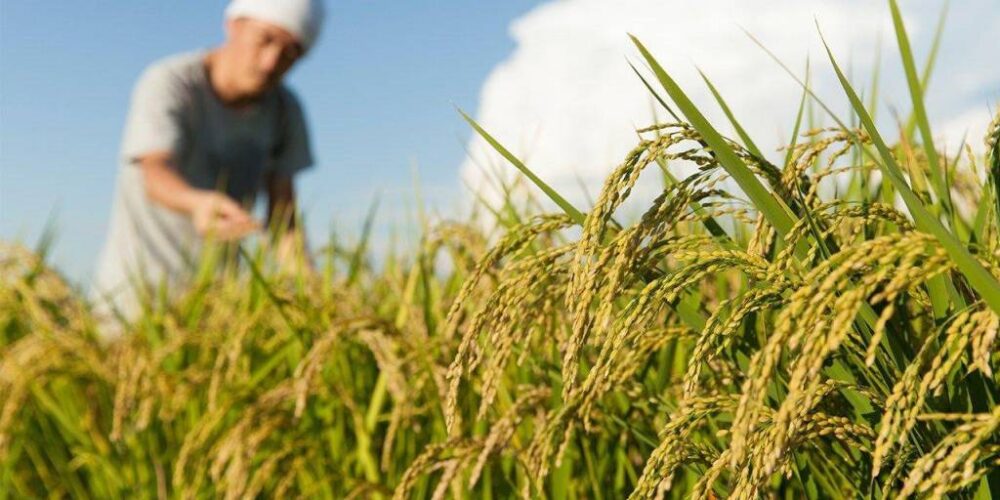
[225,0,325,52]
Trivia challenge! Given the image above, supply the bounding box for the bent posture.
[92,0,325,334]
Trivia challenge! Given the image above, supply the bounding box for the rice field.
[3,4,1000,498]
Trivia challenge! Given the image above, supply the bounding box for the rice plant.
[3,1,1000,498]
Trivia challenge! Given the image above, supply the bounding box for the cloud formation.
[461,0,1000,209]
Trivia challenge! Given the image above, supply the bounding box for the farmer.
[90,0,324,336]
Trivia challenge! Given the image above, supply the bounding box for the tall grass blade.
[630,35,798,239]
[347,194,380,286]
[749,25,960,317]
[889,0,955,222]
[988,111,1000,236]
[904,0,949,138]
[459,109,586,226]
[783,60,810,170]
[698,69,765,159]
[628,61,680,121]
[820,27,1000,315]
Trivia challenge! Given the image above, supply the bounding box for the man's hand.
[190,191,261,241]
[264,171,313,274]
[138,153,261,242]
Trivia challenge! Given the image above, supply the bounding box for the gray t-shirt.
[91,51,313,325]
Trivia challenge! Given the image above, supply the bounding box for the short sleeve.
[271,89,315,177]
[119,65,187,165]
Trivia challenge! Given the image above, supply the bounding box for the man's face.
[225,18,303,97]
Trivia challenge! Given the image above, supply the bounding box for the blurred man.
[91,0,324,335]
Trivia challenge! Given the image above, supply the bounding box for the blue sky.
[0,0,542,283]
[4,1,998,287]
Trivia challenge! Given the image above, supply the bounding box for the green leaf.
[904,0,949,138]
[347,194,380,286]
[459,109,586,226]
[820,27,1000,316]
[750,22,961,318]
[628,60,680,121]
[699,68,765,159]
[889,0,955,221]
[783,60,811,171]
[630,35,798,240]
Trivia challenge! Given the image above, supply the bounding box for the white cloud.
[461,0,1000,211]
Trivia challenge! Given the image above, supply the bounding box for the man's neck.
[203,49,259,109]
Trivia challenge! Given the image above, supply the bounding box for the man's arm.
[264,170,296,230]
[139,152,259,241]
[266,89,314,271]
[265,170,312,271]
